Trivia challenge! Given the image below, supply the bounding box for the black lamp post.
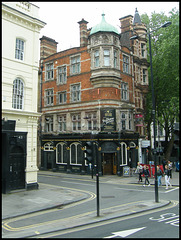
[130,21,171,203]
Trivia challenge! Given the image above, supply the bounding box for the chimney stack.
[78,18,89,47]
[119,15,133,33]
[40,36,58,60]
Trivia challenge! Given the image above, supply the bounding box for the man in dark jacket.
[143,165,150,187]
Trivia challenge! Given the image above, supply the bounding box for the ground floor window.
[70,143,82,164]
[44,142,54,151]
[120,142,127,166]
[56,143,67,164]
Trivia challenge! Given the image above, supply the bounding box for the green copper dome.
[90,13,119,35]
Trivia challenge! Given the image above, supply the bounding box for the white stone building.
[2,2,46,190]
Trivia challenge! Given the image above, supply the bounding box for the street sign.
[141,140,150,148]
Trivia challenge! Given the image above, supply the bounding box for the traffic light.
[84,141,94,178]
[84,141,93,164]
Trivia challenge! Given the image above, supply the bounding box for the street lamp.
[130,21,171,203]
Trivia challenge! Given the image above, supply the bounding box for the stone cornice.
[2,109,41,118]
[42,99,134,114]
[2,4,46,33]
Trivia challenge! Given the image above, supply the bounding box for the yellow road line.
[2,184,96,232]
[34,201,178,238]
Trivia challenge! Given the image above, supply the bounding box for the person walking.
[157,165,163,187]
[168,160,173,179]
[164,164,172,189]
[143,165,150,187]
[136,162,143,183]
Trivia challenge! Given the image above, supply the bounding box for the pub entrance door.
[102,153,117,175]
[9,145,26,190]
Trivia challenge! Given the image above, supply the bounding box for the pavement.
[2,169,179,236]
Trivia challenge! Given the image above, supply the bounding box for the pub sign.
[101,109,116,131]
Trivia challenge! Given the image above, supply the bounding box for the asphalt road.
[39,202,179,238]
[2,174,179,238]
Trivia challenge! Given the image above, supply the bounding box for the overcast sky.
[33,1,179,52]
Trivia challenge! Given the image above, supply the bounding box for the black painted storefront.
[40,132,139,176]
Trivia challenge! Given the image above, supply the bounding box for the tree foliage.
[141,8,179,158]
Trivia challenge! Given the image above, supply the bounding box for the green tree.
[141,8,179,161]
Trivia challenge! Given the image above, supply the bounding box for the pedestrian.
[162,157,167,171]
[164,164,172,189]
[143,165,150,187]
[168,160,173,178]
[136,162,143,183]
[157,165,163,187]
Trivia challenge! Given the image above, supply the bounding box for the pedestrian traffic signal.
[84,141,93,163]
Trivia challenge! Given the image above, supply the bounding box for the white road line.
[165,187,179,193]
[114,187,175,194]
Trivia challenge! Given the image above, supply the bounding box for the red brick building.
[39,9,149,175]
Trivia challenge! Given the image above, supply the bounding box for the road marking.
[165,187,179,193]
[2,183,96,232]
[2,200,145,232]
[115,186,179,194]
[149,212,179,227]
[32,201,176,238]
[104,227,146,238]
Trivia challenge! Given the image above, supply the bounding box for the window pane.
[123,144,126,165]
[104,50,109,55]
[77,145,82,164]
[104,50,110,66]
[73,122,76,130]
[12,78,24,109]
[15,39,24,60]
[71,145,76,164]
[63,145,67,163]
[57,144,62,163]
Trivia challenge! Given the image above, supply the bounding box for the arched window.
[44,142,54,151]
[120,142,127,166]
[130,142,136,148]
[70,143,82,165]
[12,78,24,109]
[56,143,67,164]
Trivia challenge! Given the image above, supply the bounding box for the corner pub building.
[39,9,149,176]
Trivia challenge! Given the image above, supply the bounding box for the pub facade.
[39,9,149,175]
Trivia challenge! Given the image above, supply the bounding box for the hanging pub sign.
[135,114,144,127]
[101,109,116,131]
